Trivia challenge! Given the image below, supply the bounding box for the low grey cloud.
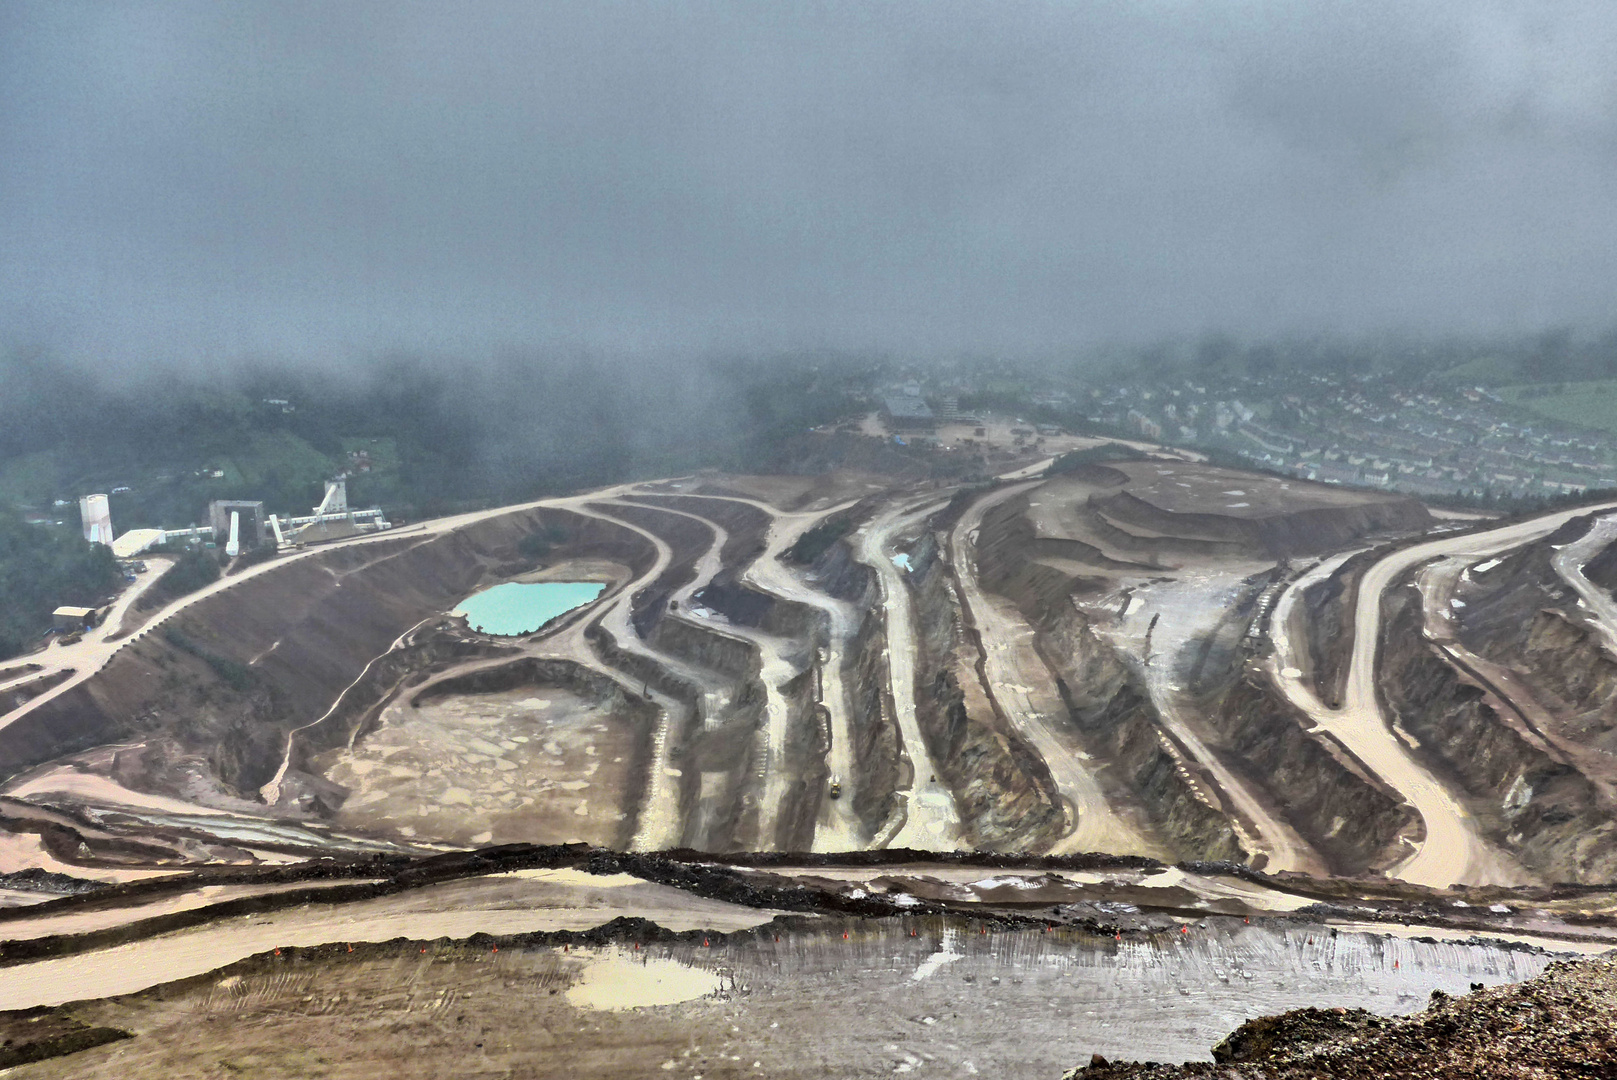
[3,1,1616,365]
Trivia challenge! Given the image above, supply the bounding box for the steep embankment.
[1095,487,1430,558]
[1380,572,1617,883]
[1581,528,1617,592]
[975,480,1417,872]
[586,502,712,638]
[1201,674,1415,875]
[809,538,900,841]
[972,490,1240,862]
[1299,546,1382,707]
[1034,600,1244,863]
[905,530,1070,852]
[0,508,656,803]
[1459,517,1617,754]
[626,495,771,574]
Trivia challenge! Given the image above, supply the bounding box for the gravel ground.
[1,917,1571,1078]
[1070,954,1617,1078]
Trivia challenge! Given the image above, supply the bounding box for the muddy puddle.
[554,918,1569,1073]
[32,916,1584,1079]
[565,946,724,1010]
[323,686,636,848]
[0,869,785,1011]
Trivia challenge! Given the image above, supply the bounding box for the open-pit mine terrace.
[5,455,1617,1074]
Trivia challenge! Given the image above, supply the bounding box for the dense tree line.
[135,549,221,612]
[0,350,865,527]
[0,350,868,659]
[0,505,120,660]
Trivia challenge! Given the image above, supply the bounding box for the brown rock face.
[1064,957,1617,1079]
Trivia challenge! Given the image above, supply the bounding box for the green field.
[339,436,399,474]
[227,430,336,489]
[1499,380,1617,434]
[1436,354,1520,385]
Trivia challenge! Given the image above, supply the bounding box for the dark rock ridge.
[1066,956,1617,1078]
[907,531,1066,850]
[1379,576,1617,882]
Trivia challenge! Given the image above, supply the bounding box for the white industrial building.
[79,494,113,546]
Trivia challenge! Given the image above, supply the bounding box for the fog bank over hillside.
[4,1,1617,365]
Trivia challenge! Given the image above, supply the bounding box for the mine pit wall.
[1096,489,1432,558]
[584,625,704,712]
[290,626,518,772]
[22,637,293,805]
[1029,536,1157,572]
[684,677,768,852]
[586,503,713,638]
[1455,522,1617,744]
[1512,611,1617,749]
[845,608,903,837]
[1458,517,1589,644]
[1168,566,1415,873]
[806,533,879,606]
[1032,601,1242,862]
[624,495,771,568]
[638,615,777,853]
[1181,570,1275,698]
[907,532,1065,851]
[0,507,657,804]
[1378,580,1617,882]
[680,578,838,849]
[582,624,709,846]
[973,494,1142,594]
[650,617,760,681]
[1300,547,1385,707]
[398,657,660,850]
[775,666,831,851]
[1583,532,1617,592]
[1151,563,1417,871]
[968,481,1435,870]
[811,539,902,840]
[969,495,1238,861]
[694,576,830,645]
[973,492,1150,578]
[1080,508,1247,562]
[1201,674,1416,874]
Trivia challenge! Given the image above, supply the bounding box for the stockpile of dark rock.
[1068,956,1617,1078]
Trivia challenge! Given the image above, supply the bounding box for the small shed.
[52,606,96,632]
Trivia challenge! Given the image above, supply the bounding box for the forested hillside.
[0,352,863,531]
[0,506,120,660]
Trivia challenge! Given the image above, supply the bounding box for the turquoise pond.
[452,581,606,636]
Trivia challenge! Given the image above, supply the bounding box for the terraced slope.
[8,457,1617,898]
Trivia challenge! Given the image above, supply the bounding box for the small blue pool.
[453,581,605,636]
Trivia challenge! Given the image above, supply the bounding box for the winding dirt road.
[855,496,963,850]
[0,483,664,737]
[950,483,1160,857]
[645,491,869,851]
[1551,512,1617,657]
[0,554,173,714]
[1273,504,1617,888]
[616,499,805,851]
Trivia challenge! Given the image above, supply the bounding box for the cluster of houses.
[1090,375,1617,500]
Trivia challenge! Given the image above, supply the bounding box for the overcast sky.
[3,1,1616,366]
